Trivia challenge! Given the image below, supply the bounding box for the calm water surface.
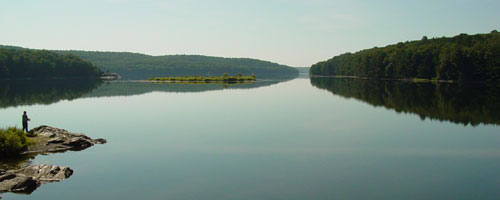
[1,78,500,199]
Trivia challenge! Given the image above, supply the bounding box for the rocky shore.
[24,125,106,154]
[0,125,106,196]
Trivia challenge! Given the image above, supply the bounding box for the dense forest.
[53,50,298,79]
[310,31,500,81]
[0,48,102,80]
[0,45,298,80]
[310,77,500,126]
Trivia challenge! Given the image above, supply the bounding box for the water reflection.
[83,78,293,98]
[0,80,102,109]
[0,78,293,108]
[0,155,33,172]
[310,77,500,126]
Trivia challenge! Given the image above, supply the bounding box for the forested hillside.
[0,46,298,80]
[0,48,102,80]
[54,50,298,79]
[310,31,500,81]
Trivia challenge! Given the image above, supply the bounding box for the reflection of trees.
[0,154,34,171]
[0,80,102,108]
[311,77,500,126]
[83,78,294,98]
[0,78,294,109]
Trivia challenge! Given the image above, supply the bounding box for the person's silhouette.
[22,111,31,133]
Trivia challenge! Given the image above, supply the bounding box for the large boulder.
[25,125,107,154]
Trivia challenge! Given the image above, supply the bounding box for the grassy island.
[149,73,256,83]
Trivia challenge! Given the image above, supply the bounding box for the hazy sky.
[1,0,499,67]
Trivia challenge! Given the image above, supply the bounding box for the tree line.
[0,48,102,80]
[53,50,298,79]
[0,46,298,80]
[310,31,500,81]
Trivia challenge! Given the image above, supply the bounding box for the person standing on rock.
[22,111,31,133]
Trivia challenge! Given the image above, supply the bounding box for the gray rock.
[65,137,93,148]
[0,174,37,193]
[24,125,107,154]
[94,138,107,144]
[0,165,72,194]
[47,138,65,144]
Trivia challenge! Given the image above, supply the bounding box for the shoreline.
[0,126,106,196]
[308,75,490,83]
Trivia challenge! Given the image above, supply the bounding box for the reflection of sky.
[1,79,500,199]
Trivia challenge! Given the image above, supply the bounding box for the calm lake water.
[1,78,500,199]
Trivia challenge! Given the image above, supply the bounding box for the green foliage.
[0,127,31,157]
[0,48,102,80]
[0,45,298,79]
[310,31,500,81]
[50,51,298,79]
[311,77,500,126]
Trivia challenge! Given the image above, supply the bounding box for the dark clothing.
[23,123,28,133]
[22,114,29,133]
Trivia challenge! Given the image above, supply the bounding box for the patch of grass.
[0,127,33,157]
[149,73,256,83]
[412,78,431,83]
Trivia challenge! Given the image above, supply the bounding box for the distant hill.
[0,45,298,79]
[295,67,310,74]
[0,47,102,80]
[310,31,500,81]
[53,50,298,79]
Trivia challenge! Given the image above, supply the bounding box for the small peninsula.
[149,74,256,83]
[0,126,106,196]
